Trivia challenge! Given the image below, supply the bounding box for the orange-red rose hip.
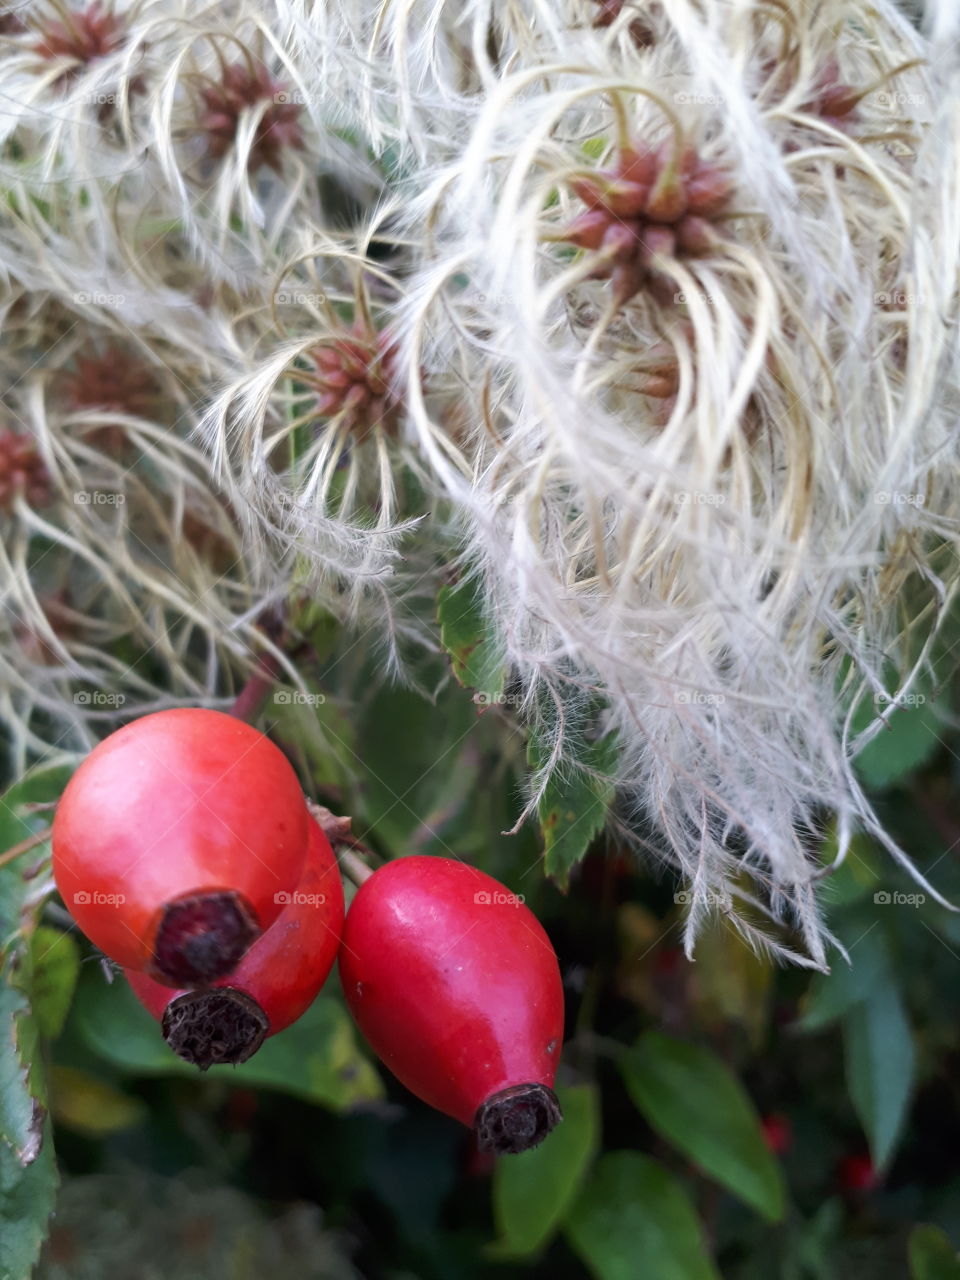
[53,709,308,985]
[339,856,564,1154]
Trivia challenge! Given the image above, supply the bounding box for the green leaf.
[489,1084,600,1259]
[618,1032,785,1222]
[797,924,892,1032]
[909,1226,960,1279]
[0,1114,57,1280]
[843,985,915,1169]
[269,687,358,793]
[353,681,476,851]
[437,578,506,703]
[71,968,383,1111]
[528,729,618,890]
[0,766,70,1279]
[565,1152,720,1280]
[854,696,945,790]
[29,929,80,1041]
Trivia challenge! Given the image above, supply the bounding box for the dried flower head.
[33,2,126,77]
[304,324,400,443]
[198,58,304,172]
[555,136,733,302]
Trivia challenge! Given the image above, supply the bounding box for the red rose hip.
[127,816,344,1067]
[338,856,564,1154]
[53,709,309,985]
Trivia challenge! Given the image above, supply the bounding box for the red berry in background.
[126,817,344,1068]
[52,709,309,986]
[760,1113,792,1155]
[838,1152,878,1193]
[339,856,564,1155]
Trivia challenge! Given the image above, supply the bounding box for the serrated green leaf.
[0,767,69,1279]
[489,1084,600,1259]
[0,1114,57,1280]
[565,1151,720,1280]
[71,968,383,1111]
[618,1032,785,1221]
[437,578,506,702]
[843,985,915,1169]
[29,929,79,1042]
[529,730,618,890]
[909,1226,960,1279]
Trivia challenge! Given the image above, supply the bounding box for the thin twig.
[0,826,52,870]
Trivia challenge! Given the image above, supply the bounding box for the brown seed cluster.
[0,428,52,513]
[199,61,304,172]
[305,326,400,442]
[559,137,733,302]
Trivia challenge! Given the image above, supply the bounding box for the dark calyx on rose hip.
[475,1083,564,1156]
[151,891,259,986]
[161,988,268,1068]
[127,817,344,1067]
[339,856,565,1155]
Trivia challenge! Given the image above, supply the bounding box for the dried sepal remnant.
[555,137,734,301]
[198,59,304,172]
[304,325,401,443]
[0,429,52,513]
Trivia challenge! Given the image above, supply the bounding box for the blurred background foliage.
[3,596,960,1279]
